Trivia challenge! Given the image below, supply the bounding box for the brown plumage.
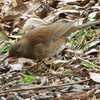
[9,19,100,61]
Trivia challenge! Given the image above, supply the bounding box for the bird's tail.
[47,19,100,42]
[50,19,100,39]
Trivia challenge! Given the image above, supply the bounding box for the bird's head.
[9,39,33,59]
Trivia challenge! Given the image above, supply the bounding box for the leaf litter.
[0,0,100,100]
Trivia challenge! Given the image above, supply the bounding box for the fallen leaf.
[89,72,100,83]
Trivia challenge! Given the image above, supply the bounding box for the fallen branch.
[0,79,90,95]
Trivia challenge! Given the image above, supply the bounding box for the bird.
[8,19,100,61]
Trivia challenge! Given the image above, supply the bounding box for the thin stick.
[0,55,8,65]
[0,79,90,95]
[77,56,100,70]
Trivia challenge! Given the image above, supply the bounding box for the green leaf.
[81,60,95,69]
[0,43,11,54]
[20,74,36,84]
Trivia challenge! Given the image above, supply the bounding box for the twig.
[0,80,18,91]
[8,35,22,39]
[32,95,54,100]
[77,56,100,70]
[0,40,4,45]
[0,79,90,95]
[0,55,8,65]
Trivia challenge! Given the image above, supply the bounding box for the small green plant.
[20,74,37,84]
[69,28,96,50]
[81,60,96,69]
[0,43,11,54]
